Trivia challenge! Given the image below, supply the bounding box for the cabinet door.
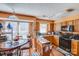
[55,23,61,31]
[43,44,50,56]
[44,36,53,44]
[52,36,56,45]
[54,36,59,46]
[55,37,59,46]
[71,40,78,55]
[49,22,54,32]
[49,36,54,44]
[36,40,43,55]
[74,20,79,32]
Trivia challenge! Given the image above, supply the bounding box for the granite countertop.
[37,36,50,44]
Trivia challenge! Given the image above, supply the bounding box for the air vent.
[42,15,47,17]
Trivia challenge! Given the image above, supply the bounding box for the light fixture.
[66,8,74,12]
[0,23,3,30]
[7,6,19,20]
[7,23,13,29]
[52,8,75,20]
[8,15,19,20]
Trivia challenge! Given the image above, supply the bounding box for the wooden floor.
[50,48,64,56]
[22,47,64,56]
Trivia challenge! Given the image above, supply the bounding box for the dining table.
[0,39,29,56]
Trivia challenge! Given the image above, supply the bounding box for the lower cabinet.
[43,35,79,56]
[44,35,59,47]
[71,40,79,56]
[53,35,59,46]
[44,35,54,44]
[36,39,51,56]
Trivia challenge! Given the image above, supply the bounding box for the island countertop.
[37,36,50,44]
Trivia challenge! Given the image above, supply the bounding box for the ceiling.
[0,3,79,20]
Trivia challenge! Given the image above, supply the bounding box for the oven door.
[59,37,71,52]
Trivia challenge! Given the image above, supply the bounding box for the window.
[4,21,13,40]
[40,23,47,34]
[10,22,18,39]
[19,22,29,39]
[4,21,12,33]
[3,21,29,40]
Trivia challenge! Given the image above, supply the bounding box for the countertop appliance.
[61,25,74,32]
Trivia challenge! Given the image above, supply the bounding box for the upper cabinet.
[36,19,54,34]
[73,19,79,32]
[54,15,79,33]
[54,22,61,32]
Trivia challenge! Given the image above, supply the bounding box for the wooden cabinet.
[73,19,79,32]
[48,22,54,32]
[71,40,79,56]
[54,23,61,31]
[44,35,59,47]
[53,35,59,46]
[36,39,43,55]
[35,22,40,33]
[44,35,54,44]
[54,17,79,32]
[36,38,50,56]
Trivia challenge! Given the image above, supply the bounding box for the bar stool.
[20,39,32,56]
[0,48,4,56]
[0,48,14,56]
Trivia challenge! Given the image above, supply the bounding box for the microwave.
[67,25,74,32]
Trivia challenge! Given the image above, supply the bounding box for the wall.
[36,18,54,33]
[0,11,36,22]
[0,11,54,34]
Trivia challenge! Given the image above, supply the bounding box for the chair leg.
[29,48,31,56]
[20,50,23,56]
[19,50,22,56]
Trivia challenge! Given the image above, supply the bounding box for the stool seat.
[20,47,30,50]
[19,40,32,56]
[0,48,14,56]
[20,43,31,50]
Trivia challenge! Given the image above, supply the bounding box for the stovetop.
[59,33,79,40]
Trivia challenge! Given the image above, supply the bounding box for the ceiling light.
[7,6,19,20]
[8,15,18,20]
[66,8,74,12]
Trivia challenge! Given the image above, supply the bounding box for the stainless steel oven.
[59,37,71,52]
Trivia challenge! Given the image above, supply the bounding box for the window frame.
[39,23,48,34]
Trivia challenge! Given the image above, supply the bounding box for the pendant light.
[0,23,3,30]
[7,23,13,29]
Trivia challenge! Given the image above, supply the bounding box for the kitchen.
[0,3,79,56]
